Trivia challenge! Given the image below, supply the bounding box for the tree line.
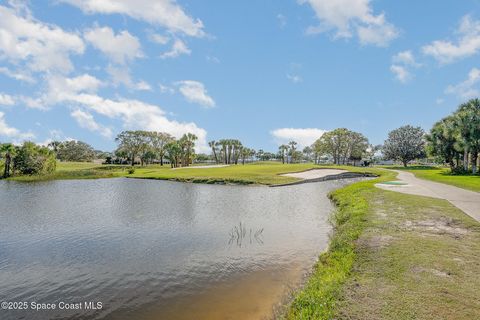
[427,98,480,174]
[0,142,56,178]
[114,131,197,168]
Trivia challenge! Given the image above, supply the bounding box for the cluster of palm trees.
[278,141,301,164]
[115,130,198,168]
[208,139,255,165]
[427,99,480,174]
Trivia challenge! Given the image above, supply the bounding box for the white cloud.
[106,65,151,91]
[0,4,84,73]
[84,26,143,64]
[19,96,47,110]
[390,65,410,83]
[71,109,112,138]
[299,0,398,46]
[270,128,327,148]
[422,15,480,64]
[0,93,15,106]
[66,93,209,152]
[44,73,103,104]
[149,33,169,45]
[176,80,215,108]
[445,68,480,99]
[160,39,191,59]
[27,74,209,150]
[0,67,35,83]
[390,50,420,83]
[287,74,303,83]
[0,111,34,140]
[60,0,205,37]
[392,50,419,66]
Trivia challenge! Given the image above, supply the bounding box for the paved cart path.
[376,170,480,222]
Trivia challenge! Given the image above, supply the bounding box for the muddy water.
[0,178,359,319]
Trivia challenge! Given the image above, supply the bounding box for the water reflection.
[228,222,264,247]
[0,177,363,320]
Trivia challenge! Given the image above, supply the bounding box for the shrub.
[13,142,56,175]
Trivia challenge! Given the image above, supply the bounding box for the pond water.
[0,178,359,320]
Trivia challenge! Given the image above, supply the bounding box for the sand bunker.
[281,169,348,180]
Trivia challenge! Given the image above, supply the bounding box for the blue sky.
[1,0,480,153]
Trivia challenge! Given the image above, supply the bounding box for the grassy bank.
[287,168,480,319]
[387,166,480,192]
[128,162,365,185]
[7,162,129,182]
[7,161,375,185]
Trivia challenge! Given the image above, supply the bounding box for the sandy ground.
[173,165,230,170]
[281,169,348,180]
[376,170,480,222]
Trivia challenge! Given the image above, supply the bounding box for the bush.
[13,142,56,175]
[128,167,135,174]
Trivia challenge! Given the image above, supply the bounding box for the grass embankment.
[129,162,369,185]
[388,165,480,192]
[7,162,129,182]
[7,161,375,185]
[287,168,480,319]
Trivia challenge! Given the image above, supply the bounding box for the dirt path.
[376,170,480,222]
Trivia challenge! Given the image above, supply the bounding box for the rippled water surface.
[0,178,358,319]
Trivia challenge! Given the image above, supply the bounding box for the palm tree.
[209,140,219,164]
[278,144,288,164]
[217,139,228,164]
[288,141,298,163]
[1,143,15,178]
[179,133,198,166]
[231,139,242,164]
[456,99,480,173]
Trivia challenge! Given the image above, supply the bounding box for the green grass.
[287,168,480,319]
[129,162,377,185]
[6,161,375,185]
[286,168,393,319]
[387,165,480,192]
[7,161,129,182]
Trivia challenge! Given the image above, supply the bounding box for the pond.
[0,178,360,319]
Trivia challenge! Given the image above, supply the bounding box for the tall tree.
[56,140,95,162]
[217,140,228,164]
[302,146,313,162]
[278,144,288,164]
[1,143,15,178]
[426,116,458,170]
[313,128,369,165]
[165,141,181,168]
[456,99,480,173]
[179,133,198,167]
[288,141,298,163]
[12,142,56,175]
[383,125,426,167]
[115,131,149,166]
[150,132,174,166]
[209,140,219,164]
